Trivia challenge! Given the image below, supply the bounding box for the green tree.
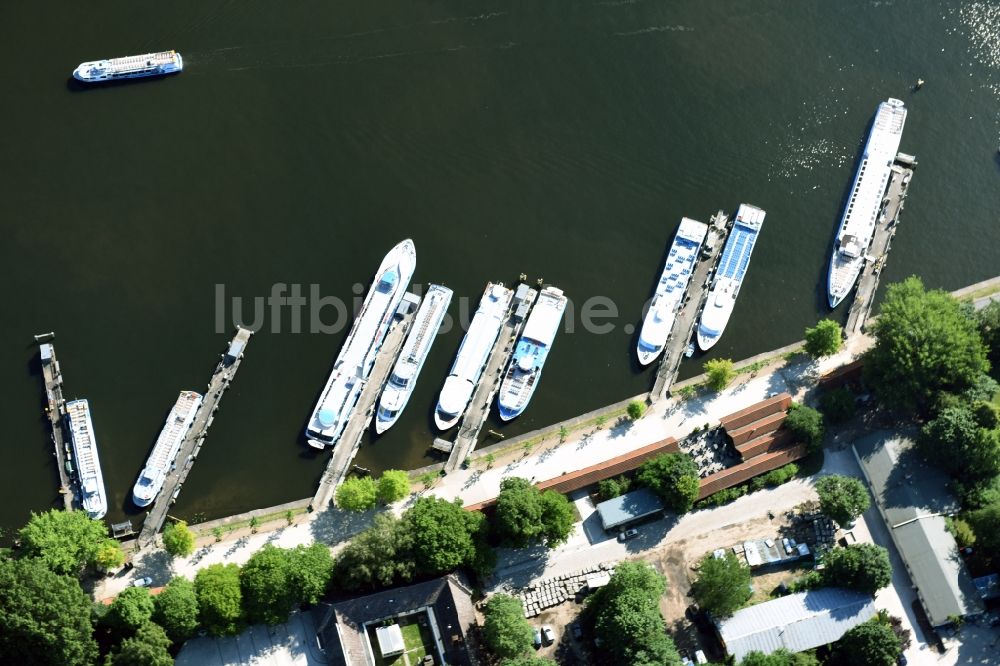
[376,469,411,503]
[866,276,989,412]
[822,544,892,595]
[332,513,415,591]
[153,576,200,644]
[502,658,557,666]
[494,478,574,548]
[918,405,1000,482]
[637,453,701,514]
[335,476,378,511]
[820,387,857,424]
[835,617,902,666]
[241,544,295,625]
[0,557,98,666]
[741,650,820,666]
[976,300,1000,377]
[966,501,1000,559]
[195,563,243,636]
[598,476,631,501]
[816,475,870,527]
[946,517,976,548]
[403,496,482,574]
[482,594,534,660]
[287,543,333,604]
[95,539,126,570]
[805,319,843,358]
[627,400,647,420]
[107,586,155,633]
[785,403,825,451]
[705,358,736,391]
[162,519,196,557]
[690,552,752,617]
[17,508,113,575]
[588,562,680,666]
[108,622,173,666]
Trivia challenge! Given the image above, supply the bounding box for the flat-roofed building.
[595,487,664,531]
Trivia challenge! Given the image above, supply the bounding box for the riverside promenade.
[138,327,253,547]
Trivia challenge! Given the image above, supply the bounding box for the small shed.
[40,343,54,364]
[375,624,405,658]
[596,487,664,531]
[224,339,245,365]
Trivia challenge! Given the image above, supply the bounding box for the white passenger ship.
[73,51,183,83]
[65,399,108,520]
[376,284,453,433]
[828,98,907,308]
[305,240,416,449]
[637,218,709,365]
[132,391,203,507]
[434,283,514,430]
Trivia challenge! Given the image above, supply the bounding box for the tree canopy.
[690,551,752,617]
[95,540,126,570]
[918,404,1000,482]
[241,544,297,625]
[0,557,98,666]
[835,618,902,666]
[823,544,891,595]
[741,649,819,666]
[286,543,333,604]
[705,358,737,391]
[195,563,244,636]
[628,400,647,420]
[335,476,378,511]
[494,478,575,548]
[404,496,485,573]
[162,519,196,558]
[976,300,1000,378]
[637,452,701,514]
[332,513,415,591]
[784,403,825,452]
[17,509,114,575]
[377,470,412,504]
[153,576,200,644]
[108,621,174,666]
[482,594,534,661]
[816,475,870,527]
[502,658,557,666]
[107,586,155,634]
[819,387,857,424]
[805,319,843,358]
[866,276,989,411]
[967,501,1000,560]
[588,562,680,666]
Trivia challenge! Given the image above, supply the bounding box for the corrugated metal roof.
[853,432,984,626]
[596,487,664,530]
[717,588,875,660]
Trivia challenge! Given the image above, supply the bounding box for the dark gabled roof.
[314,574,476,666]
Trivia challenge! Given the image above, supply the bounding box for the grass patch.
[959,283,1000,303]
[367,614,436,666]
[191,506,309,538]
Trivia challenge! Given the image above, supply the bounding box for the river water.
[2,1,999,532]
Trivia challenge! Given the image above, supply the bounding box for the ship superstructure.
[434,283,514,430]
[132,391,203,507]
[376,284,453,433]
[828,98,907,308]
[305,240,416,448]
[696,204,766,351]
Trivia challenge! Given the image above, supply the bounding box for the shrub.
[598,476,631,501]
[336,476,378,511]
[804,319,843,357]
[162,520,195,558]
[785,403,825,451]
[820,387,857,424]
[704,358,736,391]
[946,517,976,548]
[376,470,411,504]
[627,400,646,420]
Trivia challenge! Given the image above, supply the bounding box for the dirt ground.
[529,602,591,664]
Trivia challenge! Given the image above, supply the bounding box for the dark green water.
[2,1,999,532]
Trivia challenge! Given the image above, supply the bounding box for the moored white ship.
[376,284,453,434]
[828,98,907,308]
[305,240,416,448]
[637,218,709,365]
[132,391,203,507]
[65,399,108,520]
[434,283,514,430]
[497,286,567,421]
[696,204,766,351]
[73,51,183,83]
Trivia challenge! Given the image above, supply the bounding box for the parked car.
[541,625,555,645]
[533,628,542,649]
[618,528,639,542]
[132,576,153,588]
